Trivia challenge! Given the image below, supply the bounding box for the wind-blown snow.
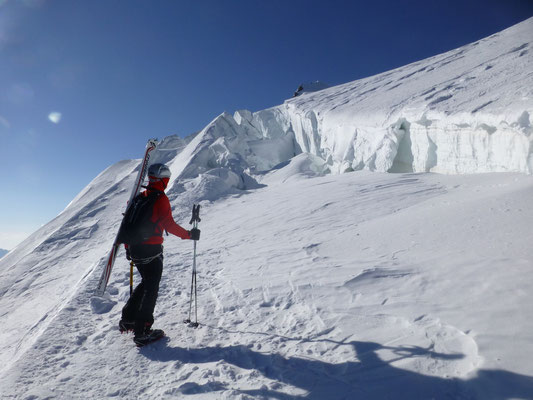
[1,17,533,400]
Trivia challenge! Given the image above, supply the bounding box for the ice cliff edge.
[184,17,533,176]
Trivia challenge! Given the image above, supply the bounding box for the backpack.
[117,190,163,245]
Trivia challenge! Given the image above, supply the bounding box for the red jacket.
[139,180,190,244]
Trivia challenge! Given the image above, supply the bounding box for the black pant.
[121,244,163,336]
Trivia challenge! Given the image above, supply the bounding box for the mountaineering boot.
[133,329,164,347]
[119,319,135,333]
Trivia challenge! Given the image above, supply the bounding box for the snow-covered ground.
[1,17,532,400]
[1,169,532,399]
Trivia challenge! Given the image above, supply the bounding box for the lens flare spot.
[48,112,62,124]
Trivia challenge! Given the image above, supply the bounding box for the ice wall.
[247,17,533,175]
[152,18,532,182]
[161,110,299,179]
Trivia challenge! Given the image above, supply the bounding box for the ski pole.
[186,251,195,324]
[192,238,198,325]
[185,204,200,328]
[129,261,134,297]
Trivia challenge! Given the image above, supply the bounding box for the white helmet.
[148,163,171,179]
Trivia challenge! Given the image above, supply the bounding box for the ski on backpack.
[95,138,159,296]
[116,189,163,245]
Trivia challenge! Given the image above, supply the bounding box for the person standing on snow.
[119,163,200,346]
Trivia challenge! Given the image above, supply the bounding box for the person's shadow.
[140,333,533,399]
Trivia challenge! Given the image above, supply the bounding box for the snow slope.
[1,170,532,399]
[1,17,533,400]
[0,249,8,259]
[0,159,140,375]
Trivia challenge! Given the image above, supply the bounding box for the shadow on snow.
[139,334,533,399]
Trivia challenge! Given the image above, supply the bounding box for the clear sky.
[1,0,532,250]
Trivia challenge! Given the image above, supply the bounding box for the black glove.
[125,246,131,260]
[189,228,200,241]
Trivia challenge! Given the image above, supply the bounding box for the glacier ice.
[155,18,532,181]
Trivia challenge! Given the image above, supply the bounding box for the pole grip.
[189,204,201,224]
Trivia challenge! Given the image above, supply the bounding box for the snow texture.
[1,17,533,400]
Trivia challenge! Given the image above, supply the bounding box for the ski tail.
[95,138,159,296]
[95,243,119,296]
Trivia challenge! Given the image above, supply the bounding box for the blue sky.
[0,0,532,249]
